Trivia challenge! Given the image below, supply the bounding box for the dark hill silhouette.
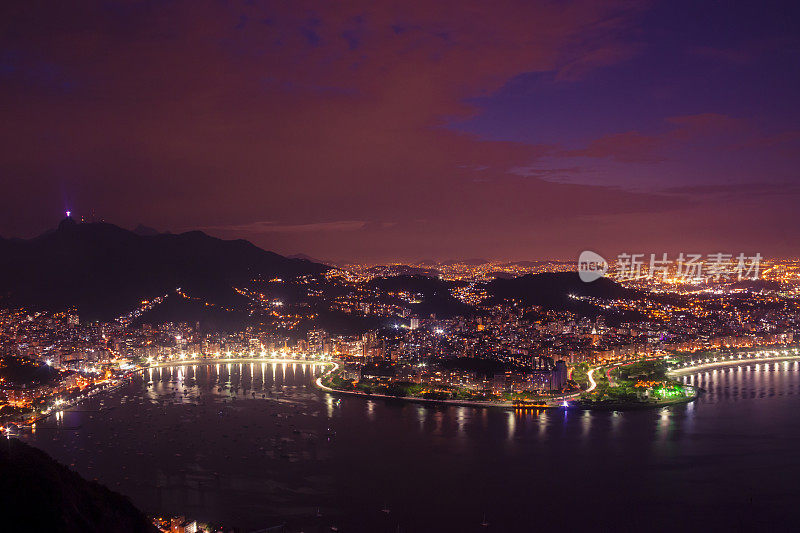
[368,275,471,318]
[485,271,641,319]
[440,258,488,266]
[0,219,327,320]
[0,438,158,533]
[365,265,442,277]
[729,279,781,292]
[288,252,329,265]
[131,224,160,236]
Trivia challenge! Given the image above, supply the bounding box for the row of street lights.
[670,348,800,373]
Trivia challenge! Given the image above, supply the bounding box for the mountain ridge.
[0,218,327,320]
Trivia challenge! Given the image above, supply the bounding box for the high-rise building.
[550,360,569,390]
[307,329,328,353]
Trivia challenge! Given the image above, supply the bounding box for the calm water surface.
[22,360,800,532]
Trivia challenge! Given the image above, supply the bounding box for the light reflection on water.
[19,362,800,532]
[680,359,800,403]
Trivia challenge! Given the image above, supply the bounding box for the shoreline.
[570,394,697,411]
[143,357,334,370]
[13,355,720,430]
[315,377,697,411]
[314,361,531,410]
[312,362,695,411]
[668,354,800,376]
[11,358,335,429]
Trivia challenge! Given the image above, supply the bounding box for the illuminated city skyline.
[2,2,800,531]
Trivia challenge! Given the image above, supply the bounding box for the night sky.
[1,1,799,262]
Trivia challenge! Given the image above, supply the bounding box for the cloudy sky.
[2,0,799,261]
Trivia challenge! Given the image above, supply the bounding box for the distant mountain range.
[131,224,161,237]
[0,219,637,325]
[0,218,327,320]
[287,252,331,265]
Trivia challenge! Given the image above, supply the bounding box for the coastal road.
[585,368,598,393]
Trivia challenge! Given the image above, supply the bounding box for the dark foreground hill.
[0,218,327,320]
[0,438,158,533]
